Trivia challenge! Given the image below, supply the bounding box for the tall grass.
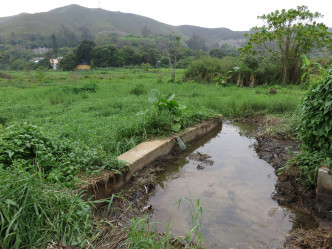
[0,69,303,157]
[0,166,93,249]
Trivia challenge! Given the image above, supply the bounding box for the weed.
[138,89,187,132]
[0,166,93,249]
[176,195,205,247]
[0,123,120,185]
[62,83,98,94]
[130,84,145,96]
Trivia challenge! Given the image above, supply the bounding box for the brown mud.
[252,118,332,249]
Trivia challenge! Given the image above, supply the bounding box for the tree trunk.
[283,59,289,85]
[236,74,241,86]
[249,73,255,88]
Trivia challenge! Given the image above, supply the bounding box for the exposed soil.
[252,119,332,249]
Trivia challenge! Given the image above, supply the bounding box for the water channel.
[146,122,317,249]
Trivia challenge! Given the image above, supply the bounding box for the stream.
[146,121,317,249]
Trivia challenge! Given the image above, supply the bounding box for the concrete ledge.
[317,166,332,195]
[78,116,222,202]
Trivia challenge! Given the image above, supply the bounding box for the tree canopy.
[239,6,332,84]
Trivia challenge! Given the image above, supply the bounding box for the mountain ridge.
[0,4,248,48]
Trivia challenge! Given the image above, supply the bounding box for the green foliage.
[139,89,187,132]
[298,74,332,153]
[141,62,152,71]
[0,123,118,184]
[59,52,78,71]
[184,57,240,83]
[176,196,205,247]
[130,84,145,96]
[0,166,93,248]
[124,216,175,248]
[240,5,332,84]
[62,83,98,94]
[74,40,96,64]
[186,34,206,51]
[300,54,326,85]
[294,71,332,184]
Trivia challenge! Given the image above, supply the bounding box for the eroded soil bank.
[252,118,332,248]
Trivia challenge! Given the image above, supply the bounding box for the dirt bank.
[253,119,332,249]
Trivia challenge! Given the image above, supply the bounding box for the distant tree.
[118,46,142,65]
[209,48,226,59]
[58,47,71,57]
[240,6,332,84]
[58,25,79,47]
[141,25,151,38]
[51,34,58,56]
[74,40,96,64]
[155,34,182,80]
[59,53,78,71]
[186,34,206,51]
[91,47,112,67]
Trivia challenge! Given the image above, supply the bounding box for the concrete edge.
[316,166,332,196]
[78,116,222,202]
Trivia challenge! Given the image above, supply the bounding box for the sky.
[1,0,331,31]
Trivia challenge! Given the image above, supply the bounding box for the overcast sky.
[1,0,331,31]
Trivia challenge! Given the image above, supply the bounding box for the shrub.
[183,56,240,83]
[62,83,98,94]
[294,69,332,185]
[130,84,145,96]
[0,123,118,184]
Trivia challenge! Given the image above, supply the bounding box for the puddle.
[147,122,318,249]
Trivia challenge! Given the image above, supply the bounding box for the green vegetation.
[0,166,93,248]
[1,4,331,248]
[184,57,239,83]
[295,68,332,185]
[240,6,331,84]
[0,123,117,185]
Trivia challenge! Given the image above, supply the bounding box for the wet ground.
[145,122,318,249]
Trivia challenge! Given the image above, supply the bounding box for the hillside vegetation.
[0,4,247,49]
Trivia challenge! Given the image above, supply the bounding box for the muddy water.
[147,122,317,249]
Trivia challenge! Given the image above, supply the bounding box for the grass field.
[0,68,303,156]
[0,68,305,248]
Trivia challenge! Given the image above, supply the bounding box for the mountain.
[0,4,247,48]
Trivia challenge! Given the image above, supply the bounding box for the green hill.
[0,4,248,48]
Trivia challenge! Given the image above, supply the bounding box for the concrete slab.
[317,166,332,195]
[78,116,222,202]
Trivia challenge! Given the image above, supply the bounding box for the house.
[50,57,62,70]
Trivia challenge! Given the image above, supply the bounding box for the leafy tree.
[186,34,206,51]
[74,40,96,64]
[59,53,78,71]
[155,34,182,81]
[240,6,332,84]
[118,46,142,65]
[91,47,112,67]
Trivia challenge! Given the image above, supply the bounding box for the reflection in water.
[147,122,317,249]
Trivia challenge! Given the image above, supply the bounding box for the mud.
[253,119,332,249]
